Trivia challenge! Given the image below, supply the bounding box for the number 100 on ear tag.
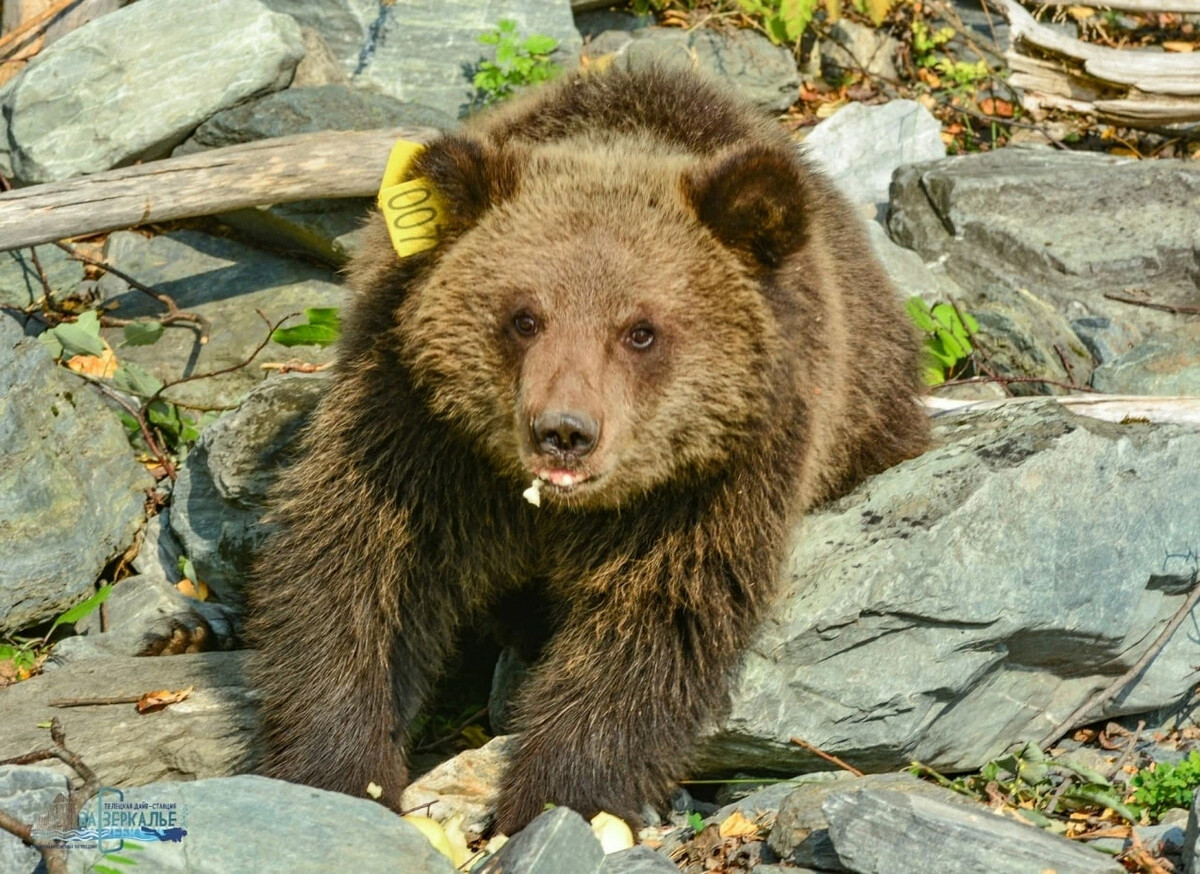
[378,140,445,258]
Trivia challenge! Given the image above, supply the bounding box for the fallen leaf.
[815,99,848,118]
[66,342,118,378]
[176,578,209,601]
[136,685,194,713]
[718,810,762,839]
[1067,5,1095,19]
[978,97,1015,118]
[1163,41,1196,52]
[590,811,635,853]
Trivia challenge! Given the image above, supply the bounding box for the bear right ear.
[407,134,523,245]
[681,144,810,269]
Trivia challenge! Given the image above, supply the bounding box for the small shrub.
[474,20,560,105]
[1131,751,1200,820]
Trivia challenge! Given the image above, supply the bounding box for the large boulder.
[704,399,1200,774]
[886,150,1200,391]
[0,0,305,182]
[0,314,152,634]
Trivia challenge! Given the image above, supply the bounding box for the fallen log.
[1024,0,1200,12]
[0,126,437,252]
[998,0,1200,129]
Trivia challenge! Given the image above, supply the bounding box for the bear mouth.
[537,467,595,492]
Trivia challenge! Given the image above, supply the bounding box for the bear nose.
[532,411,599,457]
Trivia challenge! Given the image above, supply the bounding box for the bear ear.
[410,134,523,242]
[681,144,810,268]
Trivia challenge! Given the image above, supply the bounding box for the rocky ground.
[1,0,1199,872]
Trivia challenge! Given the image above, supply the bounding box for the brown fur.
[245,67,928,833]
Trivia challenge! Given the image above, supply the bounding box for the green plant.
[474,20,560,105]
[2,584,115,683]
[1131,751,1200,820]
[271,307,341,348]
[911,19,954,67]
[912,743,1141,828]
[737,0,819,45]
[935,58,989,91]
[905,296,979,385]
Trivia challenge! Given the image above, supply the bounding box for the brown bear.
[245,66,929,834]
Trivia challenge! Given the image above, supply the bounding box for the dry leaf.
[136,685,194,713]
[176,578,209,601]
[978,97,1014,118]
[1163,41,1196,52]
[590,811,635,853]
[1067,5,1095,20]
[815,99,847,119]
[717,810,762,839]
[66,342,118,379]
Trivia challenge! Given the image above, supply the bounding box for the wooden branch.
[1027,0,1200,13]
[0,0,81,56]
[923,394,1200,427]
[0,126,438,252]
[998,0,1200,127]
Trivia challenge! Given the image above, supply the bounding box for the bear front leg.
[246,456,469,809]
[494,512,777,833]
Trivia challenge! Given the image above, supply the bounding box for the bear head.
[389,133,813,509]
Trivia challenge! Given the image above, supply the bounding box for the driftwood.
[0,126,437,252]
[998,0,1200,128]
[1024,0,1200,11]
[926,394,1200,427]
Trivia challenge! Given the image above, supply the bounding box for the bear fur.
[245,67,929,834]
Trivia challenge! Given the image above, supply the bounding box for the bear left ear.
[681,144,810,268]
[409,134,523,242]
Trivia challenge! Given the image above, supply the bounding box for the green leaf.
[1063,783,1141,823]
[934,327,966,361]
[102,855,138,865]
[905,297,937,333]
[498,19,517,33]
[687,811,704,832]
[123,320,164,346]
[38,330,64,360]
[477,31,500,45]
[48,584,113,638]
[178,556,197,582]
[305,307,340,329]
[54,310,105,358]
[272,324,339,348]
[523,34,558,55]
[113,363,164,398]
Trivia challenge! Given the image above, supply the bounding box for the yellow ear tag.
[378,139,445,258]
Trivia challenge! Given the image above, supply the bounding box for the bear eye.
[512,311,539,338]
[627,324,655,351]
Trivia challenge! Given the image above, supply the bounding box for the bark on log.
[999,0,1200,128]
[1022,0,1200,12]
[926,394,1200,427]
[0,126,437,252]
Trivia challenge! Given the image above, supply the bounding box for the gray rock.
[823,789,1124,873]
[712,780,799,823]
[1091,329,1200,396]
[602,26,799,113]
[821,18,900,81]
[59,775,457,874]
[0,652,251,788]
[130,510,186,584]
[96,230,342,409]
[599,845,678,873]
[887,150,1200,370]
[803,100,945,211]
[258,0,377,74]
[1185,792,1200,874]
[0,244,86,309]
[0,767,69,874]
[171,373,329,603]
[400,735,516,836]
[353,0,582,120]
[768,772,976,870]
[1071,316,1141,366]
[703,400,1200,777]
[177,84,454,154]
[293,26,352,87]
[219,198,373,266]
[1,0,305,182]
[477,806,604,874]
[0,314,152,634]
[575,10,654,39]
[50,574,236,663]
[864,220,963,304]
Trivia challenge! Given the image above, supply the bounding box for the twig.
[414,706,489,753]
[144,309,298,408]
[1042,773,1074,816]
[1053,343,1082,387]
[47,695,142,708]
[949,295,1013,396]
[1103,292,1200,316]
[0,0,82,57]
[1039,572,1200,750]
[0,809,33,846]
[1108,719,1145,780]
[53,241,210,343]
[790,737,865,776]
[72,372,176,480]
[933,375,1099,393]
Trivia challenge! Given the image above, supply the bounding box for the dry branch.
[0,125,437,251]
[998,0,1200,128]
